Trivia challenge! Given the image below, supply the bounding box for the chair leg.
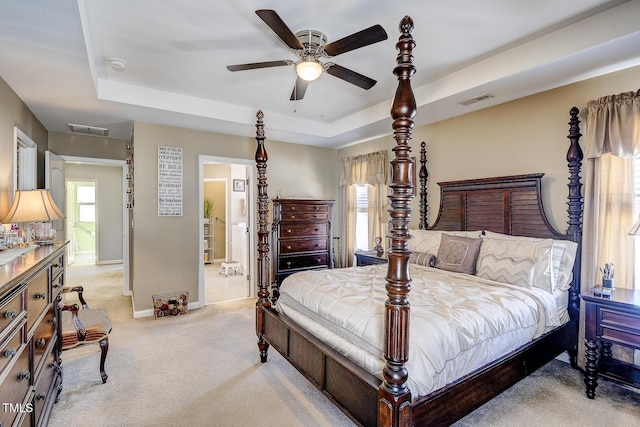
[99,337,109,383]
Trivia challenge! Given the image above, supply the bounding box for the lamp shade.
[630,214,640,236]
[295,60,323,82]
[2,189,65,223]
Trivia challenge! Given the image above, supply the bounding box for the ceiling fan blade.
[323,24,388,57]
[325,63,376,90]
[255,9,304,50]
[290,77,309,101]
[226,60,292,72]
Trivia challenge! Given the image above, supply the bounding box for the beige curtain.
[582,91,640,291]
[339,150,389,267]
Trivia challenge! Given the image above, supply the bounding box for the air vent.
[68,124,109,136]
[459,93,494,106]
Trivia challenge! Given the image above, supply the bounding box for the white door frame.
[60,156,130,296]
[198,155,255,305]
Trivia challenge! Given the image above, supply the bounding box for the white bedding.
[276,263,568,399]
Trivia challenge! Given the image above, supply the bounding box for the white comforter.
[276,263,565,398]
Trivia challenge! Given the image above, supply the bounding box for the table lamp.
[1,189,65,244]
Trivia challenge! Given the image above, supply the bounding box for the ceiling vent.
[459,93,494,106]
[68,123,109,136]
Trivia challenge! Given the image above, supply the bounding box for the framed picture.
[233,179,245,192]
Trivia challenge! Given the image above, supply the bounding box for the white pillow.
[478,236,554,293]
[483,231,577,291]
[409,229,482,256]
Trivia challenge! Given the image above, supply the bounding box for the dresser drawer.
[280,223,327,238]
[0,320,26,378]
[27,268,50,333]
[0,285,26,340]
[32,306,56,376]
[33,349,58,426]
[600,307,640,347]
[51,269,63,299]
[280,203,329,214]
[0,344,31,427]
[279,238,327,254]
[280,212,329,222]
[279,254,329,271]
[50,253,64,281]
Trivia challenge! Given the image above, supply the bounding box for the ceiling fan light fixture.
[296,60,323,82]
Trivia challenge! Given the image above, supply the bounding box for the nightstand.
[581,288,640,399]
[354,250,387,266]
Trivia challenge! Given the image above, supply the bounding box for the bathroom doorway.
[199,156,254,305]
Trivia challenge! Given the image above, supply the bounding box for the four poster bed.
[254,16,584,427]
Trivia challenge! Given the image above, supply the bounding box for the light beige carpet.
[50,265,640,427]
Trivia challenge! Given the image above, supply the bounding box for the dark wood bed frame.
[254,16,584,427]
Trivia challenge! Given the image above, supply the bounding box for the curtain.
[582,91,640,291]
[339,150,389,267]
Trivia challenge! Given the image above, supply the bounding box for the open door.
[45,151,67,254]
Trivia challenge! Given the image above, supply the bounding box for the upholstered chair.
[60,286,112,383]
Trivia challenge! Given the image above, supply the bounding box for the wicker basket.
[152,291,188,319]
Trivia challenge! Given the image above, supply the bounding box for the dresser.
[582,288,640,399]
[0,243,67,427]
[272,199,334,285]
[354,250,387,266]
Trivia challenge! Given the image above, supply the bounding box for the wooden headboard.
[430,173,565,240]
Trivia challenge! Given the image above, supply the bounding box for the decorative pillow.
[477,254,537,288]
[435,234,483,275]
[478,235,554,292]
[409,229,482,256]
[409,251,436,267]
[483,231,577,291]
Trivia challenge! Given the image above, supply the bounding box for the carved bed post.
[565,106,583,368]
[418,141,428,229]
[255,110,271,363]
[378,16,416,427]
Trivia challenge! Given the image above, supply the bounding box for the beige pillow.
[435,234,483,275]
[409,229,482,256]
[477,254,537,288]
[409,251,436,267]
[483,231,577,291]
[479,235,554,292]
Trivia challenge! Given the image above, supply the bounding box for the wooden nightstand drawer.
[600,308,640,347]
[281,203,329,213]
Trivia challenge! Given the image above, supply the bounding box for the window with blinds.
[355,185,369,250]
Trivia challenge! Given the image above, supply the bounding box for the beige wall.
[48,131,129,161]
[338,64,640,235]
[131,122,338,312]
[0,76,48,216]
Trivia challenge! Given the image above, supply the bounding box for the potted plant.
[203,199,213,222]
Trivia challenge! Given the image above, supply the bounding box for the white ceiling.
[1,0,639,149]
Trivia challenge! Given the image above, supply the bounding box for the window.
[77,184,96,222]
[14,127,37,191]
[355,184,369,250]
[634,155,640,286]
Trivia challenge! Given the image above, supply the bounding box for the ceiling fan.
[226,9,388,101]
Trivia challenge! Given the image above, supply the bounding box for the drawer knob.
[286,229,292,234]
[4,309,18,319]
[53,263,61,268]
[3,348,17,358]
[286,262,292,267]
[36,338,46,348]
[18,371,31,381]
[286,245,292,250]
[290,215,295,219]
[35,292,47,300]
[49,317,57,325]
[53,283,60,289]
[316,259,322,263]
[36,393,46,401]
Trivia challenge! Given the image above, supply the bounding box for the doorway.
[66,180,97,265]
[199,156,254,305]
